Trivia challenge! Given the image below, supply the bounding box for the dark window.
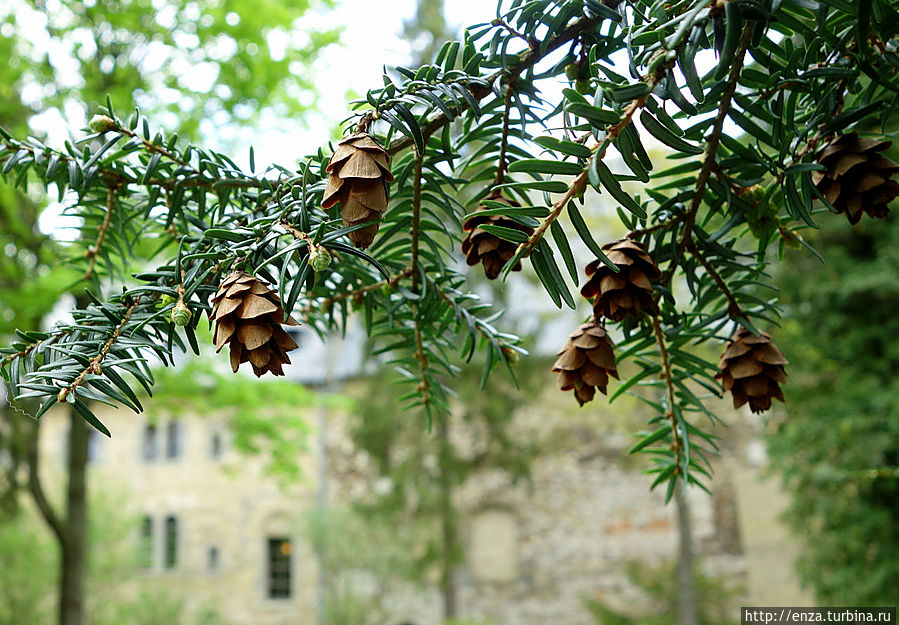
[164,516,178,569]
[210,432,222,460]
[208,546,219,571]
[165,421,181,459]
[139,516,153,569]
[267,538,292,599]
[142,424,158,461]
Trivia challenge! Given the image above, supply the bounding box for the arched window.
[165,421,181,459]
[139,516,153,569]
[468,508,519,583]
[142,424,158,462]
[164,516,178,569]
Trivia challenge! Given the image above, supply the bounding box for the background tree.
[348,361,538,620]
[0,2,337,624]
[766,208,899,606]
[2,4,899,625]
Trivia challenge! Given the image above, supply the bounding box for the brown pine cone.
[812,133,899,225]
[462,192,534,280]
[552,319,619,406]
[716,328,787,414]
[210,271,300,377]
[580,238,660,322]
[322,133,393,249]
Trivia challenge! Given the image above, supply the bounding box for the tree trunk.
[60,408,88,625]
[27,405,89,625]
[436,414,457,621]
[674,480,698,625]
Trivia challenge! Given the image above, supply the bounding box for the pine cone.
[210,271,300,377]
[715,328,787,414]
[462,192,534,280]
[552,319,619,406]
[322,133,393,249]
[812,133,899,225]
[580,238,660,322]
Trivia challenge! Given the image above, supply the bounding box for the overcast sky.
[212,0,500,172]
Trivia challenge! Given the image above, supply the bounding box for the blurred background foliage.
[584,560,741,625]
[767,207,899,606]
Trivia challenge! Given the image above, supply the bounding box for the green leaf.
[639,111,703,155]
[629,428,671,454]
[478,224,531,244]
[533,136,593,158]
[494,180,570,193]
[72,397,112,437]
[508,159,585,176]
[464,204,549,219]
[590,159,647,218]
[565,102,620,126]
[550,220,578,283]
[714,1,743,80]
[204,228,253,242]
[609,83,651,103]
[142,152,162,184]
[392,103,425,155]
[567,203,618,272]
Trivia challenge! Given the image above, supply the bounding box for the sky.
[7,0,499,233]
[222,0,500,172]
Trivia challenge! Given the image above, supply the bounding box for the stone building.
[33,326,810,625]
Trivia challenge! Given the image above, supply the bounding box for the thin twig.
[518,78,662,257]
[84,186,116,281]
[115,125,187,167]
[652,317,685,477]
[627,214,687,239]
[493,82,515,187]
[298,269,413,315]
[56,300,139,403]
[410,152,429,405]
[490,18,537,48]
[685,237,744,320]
[386,14,603,156]
[678,25,755,248]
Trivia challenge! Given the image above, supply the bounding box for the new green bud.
[502,346,520,366]
[171,301,192,326]
[88,114,116,133]
[310,247,331,272]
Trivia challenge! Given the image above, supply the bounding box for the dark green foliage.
[584,560,741,625]
[2,0,898,499]
[766,211,899,605]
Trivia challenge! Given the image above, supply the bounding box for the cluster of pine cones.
[202,128,897,417]
[552,238,658,406]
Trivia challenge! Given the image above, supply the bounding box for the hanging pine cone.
[715,328,787,414]
[812,133,899,225]
[462,191,534,280]
[580,238,660,322]
[552,319,619,406]
[322,133,393,249]
[210,271,300,377]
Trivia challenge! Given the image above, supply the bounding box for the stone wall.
[34,387,808,625]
